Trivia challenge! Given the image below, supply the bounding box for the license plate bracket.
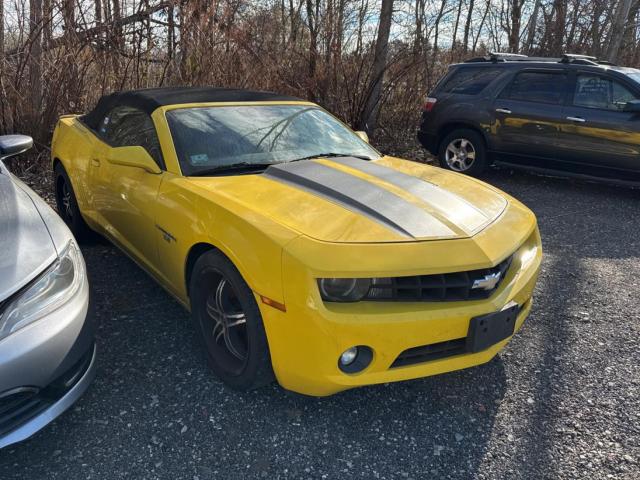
[466,303,520,353]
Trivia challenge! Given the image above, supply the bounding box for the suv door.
[490,69,569,165]
[558,71,640,175]
[90,106,166,273]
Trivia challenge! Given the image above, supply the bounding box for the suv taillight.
[423,97,437,112]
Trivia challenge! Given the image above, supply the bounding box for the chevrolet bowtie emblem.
[472,272,502,291]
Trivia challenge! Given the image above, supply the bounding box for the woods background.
[1,0,639,169]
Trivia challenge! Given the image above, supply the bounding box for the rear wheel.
[54,163,94,242]
[438,129,488,176]
[189,250,275,390]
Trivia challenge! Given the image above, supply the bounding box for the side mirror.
[354,131,369,143]
[0,135,33,161]
[624,100,640,113]
[107,146,161,174]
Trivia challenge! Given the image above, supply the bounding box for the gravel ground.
[1,168,639,479]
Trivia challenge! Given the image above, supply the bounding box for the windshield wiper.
[290,153,373,162]
[189,162,274,177]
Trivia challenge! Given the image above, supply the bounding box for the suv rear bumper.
[417,128,438,154]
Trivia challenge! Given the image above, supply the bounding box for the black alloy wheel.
[190,250,274,390]
[54,163,94,241]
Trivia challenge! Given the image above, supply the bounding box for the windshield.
[166,105,381,176]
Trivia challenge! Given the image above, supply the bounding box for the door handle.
[91,158,101,166]
[566,116,586,123]
[495,108,512,114]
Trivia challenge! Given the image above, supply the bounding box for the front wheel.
[54,163,94,242]
[189,250,275,391]
[438,129,488,176]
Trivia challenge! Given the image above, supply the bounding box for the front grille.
[0,389,51,437]
[366,255,512,302]
[390,338,467,368]
[0,345,93,438]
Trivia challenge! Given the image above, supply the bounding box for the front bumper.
[260,213,542,396]
[0,343,96,448]
[0,271,95,448]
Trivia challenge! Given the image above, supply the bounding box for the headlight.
[0,241,85,341]
[318,278,371,302]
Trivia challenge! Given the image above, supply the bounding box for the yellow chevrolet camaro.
[51,87,542,396]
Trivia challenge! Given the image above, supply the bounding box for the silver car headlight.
[0,241,85,341]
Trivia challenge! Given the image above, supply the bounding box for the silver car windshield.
[166,105,380,176]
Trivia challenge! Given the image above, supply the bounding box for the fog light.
[340,347,358,366]
[337,345,373,374]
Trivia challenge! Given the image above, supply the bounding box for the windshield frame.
[161,101,382,177]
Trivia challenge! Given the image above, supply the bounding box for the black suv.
[417,53,640,184]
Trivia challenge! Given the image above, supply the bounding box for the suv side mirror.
[354,131,369,143]
[624,100,640,113]
[0,135,33,161]
[107,146,161,174]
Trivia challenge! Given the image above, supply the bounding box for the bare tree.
[30,0,43,116]
[359,0,394,134]
[606,0,634,63]
[0,0,4,57]
[525,0,541,53]
[463,0,475,53]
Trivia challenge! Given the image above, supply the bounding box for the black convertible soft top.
[82,87,302,130]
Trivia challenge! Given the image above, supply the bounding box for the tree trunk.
[165,2,175,63]
[306,0,319,100]
[525,0,541,54]
[0,0,4,57]
[550,0,566,56]
[452,0,463,48]
[433,0,448,54]
[472,0,491,53]
[63,0,75,32]
[606,0,634,63]
[508,0,523,53]
[30,0,43,117]
[359,0,394,134]
[43,0,52,47]
[463,0,475,53]
[112,0,123,50]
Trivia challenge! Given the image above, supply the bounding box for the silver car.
[0,135,95,448]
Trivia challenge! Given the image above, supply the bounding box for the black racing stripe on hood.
[263,160,456,239]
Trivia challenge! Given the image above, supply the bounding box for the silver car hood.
[0,167,58,301]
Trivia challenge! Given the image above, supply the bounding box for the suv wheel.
[438,129,487,176]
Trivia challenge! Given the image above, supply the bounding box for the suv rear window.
[501,71,567,104]
[573,74,637,111]
[439,67,502,95]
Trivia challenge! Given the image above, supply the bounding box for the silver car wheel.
[445,138,476,172]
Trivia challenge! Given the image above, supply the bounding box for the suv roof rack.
[464,52,616,67]
[465,52,532,63]
[560,53,598,65]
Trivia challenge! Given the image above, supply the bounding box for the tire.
[54,163,94,242]
[438,128,488,176]
[189,250,275,391]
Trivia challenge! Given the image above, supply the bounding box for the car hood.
[186,156,508,243]
[0,168,57,301]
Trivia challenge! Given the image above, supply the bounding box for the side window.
[100,107,164,169]
[500,71,567,105]
[573,74,638,111]
[439,67,502,95]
